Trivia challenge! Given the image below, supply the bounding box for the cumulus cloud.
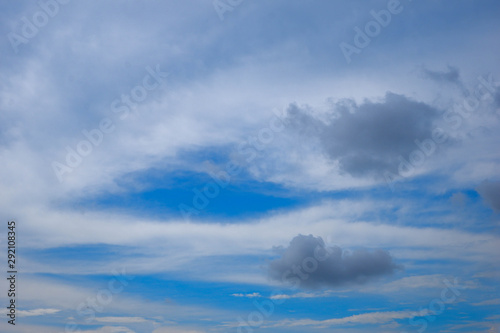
[268,234,400,289]
[285,93,441,178]
[476,180,500,211]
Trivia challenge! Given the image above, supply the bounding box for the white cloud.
[363,275,446,293]
[16,276,231,325]
[231,292,261,298]
[17,308,60,317]
[1,0,500,332]
[472,298,500,306]
[12,199,499,283]
[95,317,150,324]
[270,290,335,300]
[485,314,500,320]
[79,327,136,333]
[152,327,205,333]
[266,310,425,328]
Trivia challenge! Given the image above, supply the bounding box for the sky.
[0,0,500,332]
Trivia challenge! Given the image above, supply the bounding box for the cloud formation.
[423,65,462,86]
[94,316,149,323]
[231,292,261,298]
[476,180,500,211]
[17,308,60,317]
[285,93,441,178]
[267,310,423,328]
[268,234,400,289]
[471,298,500,306]
[270,290,333,300]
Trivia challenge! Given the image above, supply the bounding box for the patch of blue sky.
[64,168,308,221]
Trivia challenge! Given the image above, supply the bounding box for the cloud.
[152,327,205,333]
[362,275,453,293]
[472,298,500,306]
[17,308,60,317]
[266,310,424,328]
[231,292,261,298]
[485,314,500,320]
[14,276,228,328]
[270,290,335,300]
[476,180,500,211]
[268,234,400,289]
[422,65,462,86]
[16,198,500,281]
[95,317,149,324]
[285,92,441,178]
[79,327,136,333]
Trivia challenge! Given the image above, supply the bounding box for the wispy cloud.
[362,275,446,293]
[1,1,499,332]
[266,310,425,328]
[78,327,136,333]
[94,316,150,323]
[17,308,60,317]
[270,290,338,300]
[472,298,500,306]
[231,292,261,298]
[152,327,206,333]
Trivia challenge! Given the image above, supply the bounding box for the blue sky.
[1,0,500,332]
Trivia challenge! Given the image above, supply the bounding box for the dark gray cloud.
[268,234,400,289]
[422,65,461,86]
[476,180,500,211]
[286,93,441,178]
